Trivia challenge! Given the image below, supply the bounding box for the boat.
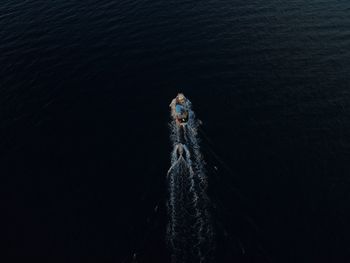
[170,93,189,126]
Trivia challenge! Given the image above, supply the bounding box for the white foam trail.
[167,97,213,263]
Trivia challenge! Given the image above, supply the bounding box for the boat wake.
[167,94,213,263]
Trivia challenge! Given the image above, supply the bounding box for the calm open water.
[1,0,350,262]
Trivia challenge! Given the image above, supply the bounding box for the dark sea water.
[2,0,350,262]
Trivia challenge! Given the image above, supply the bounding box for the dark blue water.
[2,0,350,262]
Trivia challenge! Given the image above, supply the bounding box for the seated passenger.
[175,104,188,123]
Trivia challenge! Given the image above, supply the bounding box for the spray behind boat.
[167,93,213,263]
